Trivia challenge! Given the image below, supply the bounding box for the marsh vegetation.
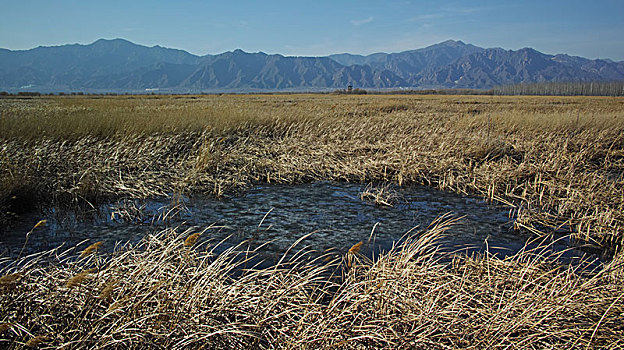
[1,94,623,348]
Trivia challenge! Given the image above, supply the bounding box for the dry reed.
[0,220,621,349]
[2,94,622,253]
[360,183,400,206]
[1,94,623,348]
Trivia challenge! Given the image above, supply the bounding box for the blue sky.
[1,0,623,60]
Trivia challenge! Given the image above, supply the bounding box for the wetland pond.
[1,182,585,263]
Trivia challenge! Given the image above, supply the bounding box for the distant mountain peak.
[518,47,539,53]
[438,39,466,47]
[92,38,135,46]
[228,48,270,57]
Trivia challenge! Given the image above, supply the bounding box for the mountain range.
[1,38,623,92]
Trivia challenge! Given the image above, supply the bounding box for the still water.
[1,182,576,261]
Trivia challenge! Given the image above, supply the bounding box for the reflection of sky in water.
[1,182,583,262]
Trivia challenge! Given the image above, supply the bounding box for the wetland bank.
[1,94,623,348]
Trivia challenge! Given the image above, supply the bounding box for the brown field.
[1,94,624,348]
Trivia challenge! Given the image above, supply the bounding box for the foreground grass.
[1,94,623,253]
[1,219,622,349]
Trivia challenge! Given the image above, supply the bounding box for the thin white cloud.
[439,6,482,15]
[409,5,492,22]
[410,14,444,21]
[351,17,374,26]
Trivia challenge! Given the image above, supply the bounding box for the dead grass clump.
[360,183,400,206]
[0,220,622,349]
[110,199,147,223]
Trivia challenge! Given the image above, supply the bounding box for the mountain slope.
[0,38,622,91]
[414,48,624,88]
[183,50,405,89]
[0,39,202,89]
[330,40,484,84]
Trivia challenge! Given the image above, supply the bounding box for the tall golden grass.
[1,94,623,253]
[0,220,622,348]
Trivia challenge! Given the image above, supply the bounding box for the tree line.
[491,81,624,96]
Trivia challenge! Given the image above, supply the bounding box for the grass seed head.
[98,279,117,301]
[0,273,22,285]
[25,335,49,348]
[80,241,103,258]
[184,232,202,247]
[0,323,12,333]
[0,273,22,292]
[107,295,132,313]
[65,269,96,288]
[348,241,363,255]
[32,219,47,229]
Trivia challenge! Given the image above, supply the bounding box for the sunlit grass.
[1,94,623,251]
[1,94,624,348]
[0,219,622,348]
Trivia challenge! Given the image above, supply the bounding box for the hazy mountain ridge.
[413,47,621,88]
[0,38,622,91]
[329,40,485,84]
